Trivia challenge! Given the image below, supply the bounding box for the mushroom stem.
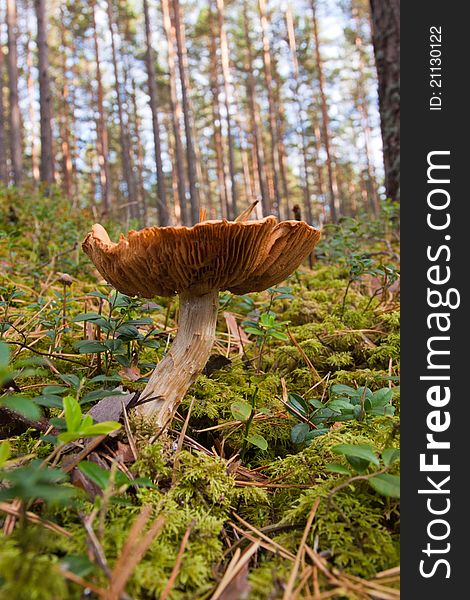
[136,289,219,428]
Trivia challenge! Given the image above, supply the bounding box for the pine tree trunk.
[369,0,400,202]
[215,0,238,219]
[25,35,40,184]
[59,8,73,199]
[106,0,138,222]
[143,0,169,226]
[353,5,380,215]
[258,0,281,218]
[0,46,7,184]
[285,5,313,224]
[131,78,147,225]
[243,0,269,216]
[310,0,337,222]
[172,0,199,223]
[161,0,188,225]
[92,0,111,214]
[208,4,229,218]
[7,0,23,186]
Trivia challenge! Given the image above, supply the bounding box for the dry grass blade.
[287,328,322,384]
[231,513,295,561]
[212,542,260,600]
[107,506,165,599]
[59,568,107,597]
[2,498,21,535]
[0,501,72,537]
[283,497,321,600]
[159,520,195,600]
[121,401,138,461]
[229,521,294,562]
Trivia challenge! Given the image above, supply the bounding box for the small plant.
[288,383,396,446]
[72,289,161,371]
[56,395,121,444]
[326,443,400,498]
[231,386,269,455]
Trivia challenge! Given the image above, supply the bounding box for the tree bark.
[208,4,229,218]
[172,0,200,223]
[0,46,7,184]
[161,0,188,225]
[106,0,138,222]
[215,0,238,219]
[91,0,111,214]
[258,0,281,218]
[59,7,73,199]
[243,0,269,216]
[6,0,23,186]
[25,34,40,184]
[369,0,400,202]
[143,0,169,226]
[310,0,337,222]
[285,5,313,224]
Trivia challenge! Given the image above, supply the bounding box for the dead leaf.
[119,366,142,381]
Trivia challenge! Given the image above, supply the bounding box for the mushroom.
[82,216,320,429]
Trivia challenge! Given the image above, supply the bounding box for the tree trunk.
[243,0,269,216]
[161,0,188,225]
[0,46,7,184]
[310,0,337,222]
[172,0,199,223]
[106,0,138,222]
[208,4,229,218]
[6,0,23,186]
[215,0,238,219]
[258,0,281,218]
[285,5,313,224]
[59,7,73,199]
[92,0,111,214]
[131,78,148,225]
[369,0,400,202]
[25,34,40,184]
[143,0,169,226]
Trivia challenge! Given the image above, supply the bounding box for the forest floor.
[0,188,400,600]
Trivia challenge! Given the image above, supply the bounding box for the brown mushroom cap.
[82,216,321,298]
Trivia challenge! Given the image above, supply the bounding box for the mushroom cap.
[82,216,321,298]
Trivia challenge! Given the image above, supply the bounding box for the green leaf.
[325,463,351,475]
[346,456,371,473]
[0,441,11,467]
[58,374,81,388]
[0,341,10,368]
[327,399,355,411]
[332,444,380,466]
[246,433,268,451]
[330,383,356,397]
[231,401,252,421]
[305,428,329,441]
[81,422,121,437]
[244,327,264,336]
[382,448,400,466]
[72,312,103,322]
[371,388,393,406]
[42,385,68,395]
[33,395,64,408]
[2,395,41,421]
[291,422,309,444]
[63,396,83,433]
[74,341,108,354]
[287,392,309,417]
[77,461,111,490]
[270,330,288,340]
[369,473,400,498]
